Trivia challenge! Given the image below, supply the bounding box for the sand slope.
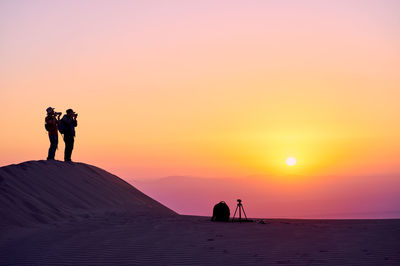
[0,160,176,228]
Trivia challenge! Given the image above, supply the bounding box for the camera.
[54,112,62,116]
[237,199,242,203]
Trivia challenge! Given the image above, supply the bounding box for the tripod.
[232,199,248,222]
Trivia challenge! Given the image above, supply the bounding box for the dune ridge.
[0,160,176,228]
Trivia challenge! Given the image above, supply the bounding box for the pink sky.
[1,0,399,217]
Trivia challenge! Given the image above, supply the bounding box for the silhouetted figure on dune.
[44,107,61,160]
[59,109,78,162]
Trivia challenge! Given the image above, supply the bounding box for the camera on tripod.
[232,198,248,222]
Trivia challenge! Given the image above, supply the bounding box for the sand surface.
[1,216,400,265]
[0,160,175,229]
[1,161,399,265]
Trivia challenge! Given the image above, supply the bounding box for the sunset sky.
[1,0,399,185]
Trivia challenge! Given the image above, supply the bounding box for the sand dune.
[0,160,175,228]
[1,161,399,265]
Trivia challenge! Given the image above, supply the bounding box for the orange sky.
[1,0,399,183]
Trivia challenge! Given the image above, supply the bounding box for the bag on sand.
[211,201,230,222]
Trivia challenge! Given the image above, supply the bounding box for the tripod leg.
[241,205,248,220]
[232,205,239,222]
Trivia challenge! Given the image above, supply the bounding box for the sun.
[286,157,296,166]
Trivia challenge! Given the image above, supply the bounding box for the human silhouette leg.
[64,135,74,161]
[47,135,58,160]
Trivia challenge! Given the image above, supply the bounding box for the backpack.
[45,117,54,131]
[58,120,66,134]
[211,201,230,222]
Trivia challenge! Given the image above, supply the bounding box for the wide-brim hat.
[46,107,54,114]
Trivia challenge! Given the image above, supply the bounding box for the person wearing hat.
[60,109,78,162]
[45,107,61,160]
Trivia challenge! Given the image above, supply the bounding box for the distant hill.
[133,174,400,219]
[0,161,176,228]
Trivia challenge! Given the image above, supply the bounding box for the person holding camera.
[59,108,78,162]
[45,107,61,160]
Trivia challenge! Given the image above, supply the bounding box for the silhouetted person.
[60,109,78,162]
[45,107,61,160]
